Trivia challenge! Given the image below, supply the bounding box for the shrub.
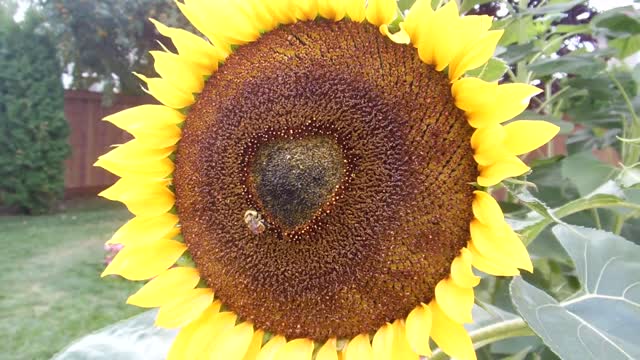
[0,12,70,214]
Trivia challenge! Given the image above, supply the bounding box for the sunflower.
[96,1,559,359]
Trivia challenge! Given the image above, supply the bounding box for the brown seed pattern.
[174,19,477,341]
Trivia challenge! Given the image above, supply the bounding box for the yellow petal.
[155,288,214,328]
[402,0,433,45]
[99,178,174,217]
[150,18,222,69]
[208,322,256,360]
[188,0,261,45]
[263,0,298,26]
[435,278,474,324]
[317,338,338,360]
[150,51,206,95]
[365,0,397,26]
[183,308,236,360]
[296,0,320,21]
[95,157,174,181]
[380,24,410,44]
[429,301,477,360]
[133,72,194,109]
[95,140,176,179]
[241,0,279,31]
[471,190,505,226]
[243,329,265,360]
[177,0,231,55]
[127,267,200,308]
[470,220,533,272]
[477,156,530,187]
[417,1,460,66]
[166,302,222,360]
[503,120,560,155]
[391,320,419,360]
[467,241,520,276]
[430,1,461,71]
[101,239,186,280]
[108,213,180,246]
[103,104,184,132]
[344,334,373,360]
[450,247,481,288]
[470,124,510,166]
[372,323,394,360]
[449,29,504,81]
[345,0,366,22]
[452,77,499,114]
[256,335,287,360]
[274,338,314,360]
[467,83,542,128]
[405,304,432,356]
[318,0,346,21]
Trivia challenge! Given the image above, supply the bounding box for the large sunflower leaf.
[52,310,176,360]
[510,224,640,360]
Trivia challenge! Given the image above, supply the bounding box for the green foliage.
[38,0,192,95]
[0,11,70,213]
[511,225,640,359]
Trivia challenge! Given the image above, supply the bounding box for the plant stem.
[430,318,534,360]
[521,195,640,242]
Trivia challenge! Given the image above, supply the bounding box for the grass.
[0,198,144,360]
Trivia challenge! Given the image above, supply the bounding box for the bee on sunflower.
[96,0,559,359]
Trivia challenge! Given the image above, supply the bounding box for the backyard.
[0,199,143,360]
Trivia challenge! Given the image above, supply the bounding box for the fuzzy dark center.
[251,137,344,230]
[174,20,478,341]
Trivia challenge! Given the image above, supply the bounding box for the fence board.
[64,90,155,196]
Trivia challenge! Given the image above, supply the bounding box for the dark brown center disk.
[174,20,478,341]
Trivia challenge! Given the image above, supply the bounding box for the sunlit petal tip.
[472,190,505,226]
[435,278,474,324]
[467,241,521,276]
[274,338,314,360]
[126,267,200,308]
[403,0,434,44]
[209,321,256,360]
[390,319,420,359]
[379,24,410,44]
[108,239,186,280]
[365,0,398,26]
[449,29,504,81]
[155,288,214,328]
[345,0,366,22]
[503,120,560,155]
[450,248,481,288]
[371,323,394,360]
[316,338,338,360]
[405,304,432,356]
[470,220,533,273]
[257,335,287,360]
[477,156,530,187]
[344,333,373,360]
[429,301,477,360]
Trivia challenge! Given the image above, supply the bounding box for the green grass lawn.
[0,198,144,360]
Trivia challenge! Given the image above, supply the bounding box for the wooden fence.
[64,90,154,196]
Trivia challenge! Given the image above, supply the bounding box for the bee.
[244,209,266,235]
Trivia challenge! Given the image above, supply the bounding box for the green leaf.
[528,55,607,77]
[460,0,494,13]
[466,58,509,82]
[609,34,640,59]
[397,0,415,12]
[523,0,587,15]
[592,6,640,37]
[561,152,618,196]
[52,310,176,360]
[510,224,640,359]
